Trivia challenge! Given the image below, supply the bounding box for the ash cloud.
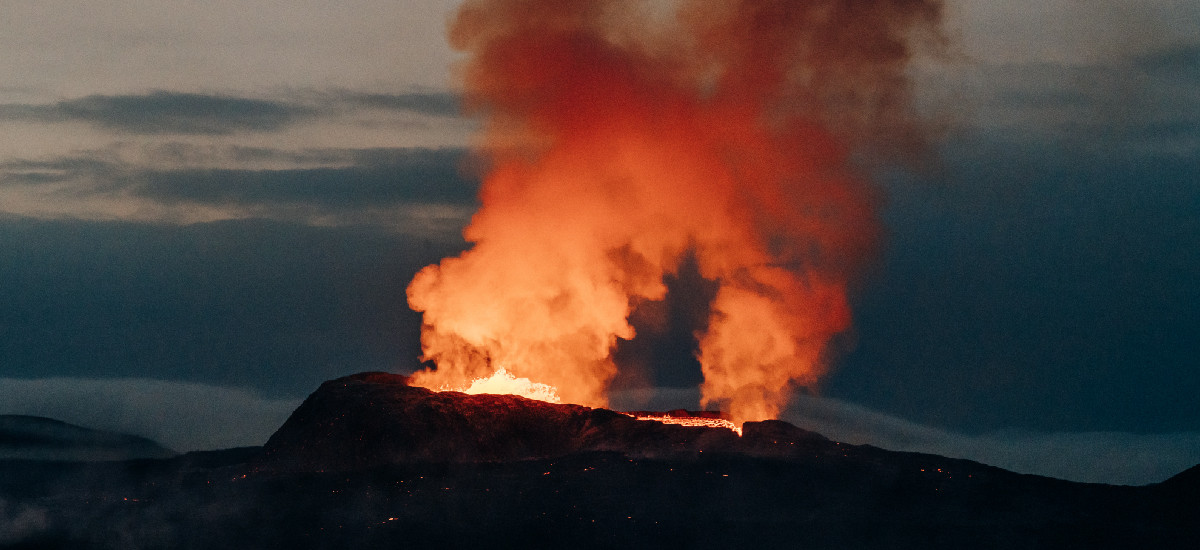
[408,0,946,421]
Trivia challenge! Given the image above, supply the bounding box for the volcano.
[259,372,821,470]
[2,372,1197,549]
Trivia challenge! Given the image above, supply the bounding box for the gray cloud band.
[0,90,462,135]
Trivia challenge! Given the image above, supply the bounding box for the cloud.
[0,90,464,137]
[0,155,119,185]
[0,146,480,231]
[1134,43,1200,77]
[782,394,1200,486]
[948,0,1200,66]
[0,91,312,135]
[917,5,1199,158]
[0,378,301,451]
[132,147,479,208]
[332,91,462,117]
[0,1,461,95]
[917,60,1199,164]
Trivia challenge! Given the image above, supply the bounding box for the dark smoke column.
[407,0,943,423]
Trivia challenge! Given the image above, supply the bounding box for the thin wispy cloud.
[0,91,310,135]
[951,43,1200,155]
[132,147,478,208]
[0,89,466,136]
[0,156,120,185]
[331,90,462,118]
[0,145,479,231]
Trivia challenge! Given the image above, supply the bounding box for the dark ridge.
[1,373,1197,549]
[1161,462,1200,487]
[0,415,176,461]
[1153,462,1200,513]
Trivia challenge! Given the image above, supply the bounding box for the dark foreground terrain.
[2,373,1197,549]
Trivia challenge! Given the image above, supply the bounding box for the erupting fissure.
[408,0,942,424]
[442,367,562,404]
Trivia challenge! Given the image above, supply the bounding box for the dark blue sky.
[0,1,1197,483]
[835,131,1200,434]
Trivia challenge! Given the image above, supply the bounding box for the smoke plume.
[408,0,942,422]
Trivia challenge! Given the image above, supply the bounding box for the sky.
[0,0,1197,484]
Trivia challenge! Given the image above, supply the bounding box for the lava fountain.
[408,0,942,424]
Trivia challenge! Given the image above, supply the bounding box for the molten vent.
[438,367,561,404]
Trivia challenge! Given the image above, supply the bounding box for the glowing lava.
[442,367,562,404]
[408,0,943,424]
[630,413,743,437]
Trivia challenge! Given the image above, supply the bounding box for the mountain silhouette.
[0,415,175,462]
[1,372,1196,549]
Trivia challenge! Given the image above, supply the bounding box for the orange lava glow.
[441,367,562,404]
[408,0,942,424]
[631,414,743,437]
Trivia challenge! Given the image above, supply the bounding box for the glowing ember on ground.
[445,367,561,403]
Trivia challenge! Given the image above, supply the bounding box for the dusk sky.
[1,0,1197,485]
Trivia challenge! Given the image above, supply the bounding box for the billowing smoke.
[408,0,942,423]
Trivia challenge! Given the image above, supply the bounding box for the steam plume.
[408,0,942,422]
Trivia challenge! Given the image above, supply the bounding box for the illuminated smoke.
[408,0,942,422]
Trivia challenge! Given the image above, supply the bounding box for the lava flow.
[408,0,942,424]
[627,412,743,436]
